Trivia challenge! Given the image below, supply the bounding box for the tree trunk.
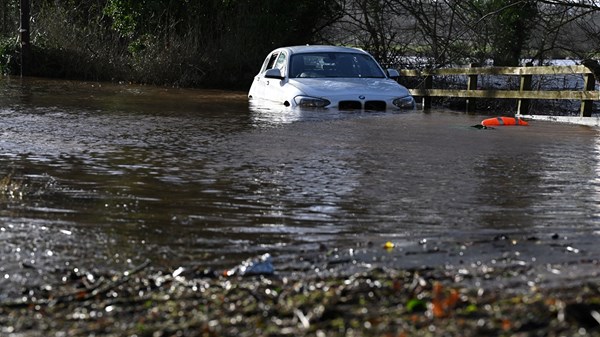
[20,0,30,76]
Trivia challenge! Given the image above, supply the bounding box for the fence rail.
[399,64,599,117]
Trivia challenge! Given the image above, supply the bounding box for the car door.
[267,52,288,102]
[249,51,281,99]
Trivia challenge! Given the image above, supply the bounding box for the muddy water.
[1,77,600,298]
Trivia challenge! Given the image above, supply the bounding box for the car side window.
[274,53,286,71]
[264,52,279,71]
[272,53,286,77]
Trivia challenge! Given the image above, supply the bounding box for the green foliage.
[474,0,538,66]
[32,0,335,86]
[0,37,18,75]
[0,0,342,86]
[406,298,427,313]
[103,0,140,37]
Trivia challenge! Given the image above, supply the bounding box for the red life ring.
[481,117,529,126]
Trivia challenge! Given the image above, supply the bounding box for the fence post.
[517,62,532,116]
[422,74,432,110]
[580,73,596,117]
[466,63,478,113]
[19,0,31,77]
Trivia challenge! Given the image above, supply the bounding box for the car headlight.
[293,96,331,108]
[393,96,415,109]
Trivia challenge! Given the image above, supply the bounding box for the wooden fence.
[399,65,599,118]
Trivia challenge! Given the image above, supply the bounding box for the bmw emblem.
[359,95,366,100]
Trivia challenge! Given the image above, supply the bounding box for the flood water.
[1,77,600,298]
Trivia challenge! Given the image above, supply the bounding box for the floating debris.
[223,253,274,277]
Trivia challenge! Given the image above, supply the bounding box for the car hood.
[288,78,410,98]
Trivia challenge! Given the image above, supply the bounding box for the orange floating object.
[481,116,529,126]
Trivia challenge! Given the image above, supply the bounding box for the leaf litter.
[2,239,600,337]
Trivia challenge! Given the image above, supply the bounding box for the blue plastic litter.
[226,253,274,276]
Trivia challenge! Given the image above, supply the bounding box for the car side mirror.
[387,69,400,79]
[265,68,284,79]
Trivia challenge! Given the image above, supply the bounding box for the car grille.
[364,101,386,111]
[339,100,387,111]
[339,101,362,110]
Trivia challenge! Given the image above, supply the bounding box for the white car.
[248,45,415,110]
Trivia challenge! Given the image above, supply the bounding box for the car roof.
[277,45,367,55]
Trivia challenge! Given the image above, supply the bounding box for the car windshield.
[289,52,386,79]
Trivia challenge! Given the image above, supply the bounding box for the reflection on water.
[249,98,396,126]
[1,77,600,298]
[592,136,600,219]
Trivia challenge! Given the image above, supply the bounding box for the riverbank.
[2,242,600,337]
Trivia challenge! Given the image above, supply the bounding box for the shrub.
[0,37,18,75]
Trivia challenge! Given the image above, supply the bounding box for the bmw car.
[248,45,415,110]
